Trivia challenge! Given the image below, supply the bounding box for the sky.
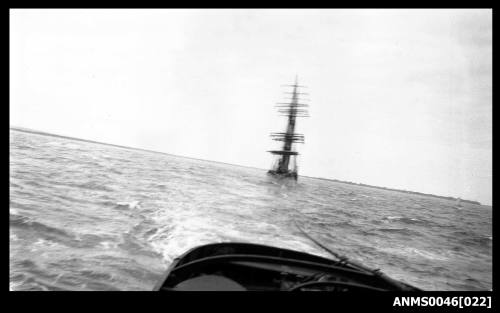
[10,9,492,205]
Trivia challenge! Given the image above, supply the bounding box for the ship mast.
[268,76,309,180]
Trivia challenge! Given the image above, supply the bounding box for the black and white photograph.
[9,9,492,292]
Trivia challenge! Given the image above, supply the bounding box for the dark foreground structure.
[268,77,309,180]
[153,242,421,291]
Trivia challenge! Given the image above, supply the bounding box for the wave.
[10,280,24,291]
[332,220,356,229]
[386,215,403,220]
[448,230,490,245]
[10,131,492,291]
[115,201,141,210]
[10,181,23,189]
[76,181,115,192]
[46,193,100,207]
[450,230,471,237]
[8,214,99,250]
[376,227,422,236]
[383,216,430,226]
[379,246,450,261]
[55,143,82,150]
[23,180,46,188]
[108,168,123,175]
[11,213,119,250]
[14,144,35,151]
[10,214,74,238]
[459,235,492,248]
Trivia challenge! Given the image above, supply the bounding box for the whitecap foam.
[30,238,63,252]
[116,201,141,209]
[380,246,449,261]
[386,216,403,220]
[147,210,236,263]
[99,241,119,250]
[148,205,328,266]
[9,280,23,291]
[359,194,374,199]
[409,248,449,261]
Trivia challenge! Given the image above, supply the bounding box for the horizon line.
[10,125,486,206]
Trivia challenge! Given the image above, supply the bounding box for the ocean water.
[9,129,492,291]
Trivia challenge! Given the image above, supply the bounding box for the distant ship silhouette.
[267,76,309,180]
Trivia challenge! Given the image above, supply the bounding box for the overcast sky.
[10,9,492,205]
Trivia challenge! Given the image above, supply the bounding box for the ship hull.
[267,170,298,180]
[153,242,421,291]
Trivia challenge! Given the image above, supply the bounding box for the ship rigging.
[268,77,309,180]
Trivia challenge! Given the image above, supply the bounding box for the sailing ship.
[267,77,309,180]
[151,78,422,292]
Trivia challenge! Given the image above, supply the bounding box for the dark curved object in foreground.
[153,242,422,291]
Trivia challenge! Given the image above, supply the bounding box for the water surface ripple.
[9,130,492,291]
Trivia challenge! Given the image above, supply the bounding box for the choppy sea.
[9,129,492,291]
